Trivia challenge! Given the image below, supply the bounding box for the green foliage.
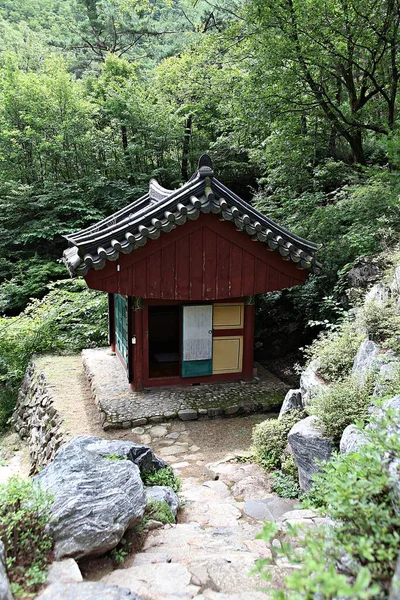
[309,375,375,446]
[304,320,365,382]
[0,279,107,428]
[105,454,126,461]
[270,470,300,500]
[0,477,53,597]
[360,300,400,355]
[255,408,400,599]
[252,411,305,471]
[142,466,181,493]
[144,500,175,525]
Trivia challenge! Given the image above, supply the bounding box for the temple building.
[63,155,321,390]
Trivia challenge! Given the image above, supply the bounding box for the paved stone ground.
[82,348,288,430]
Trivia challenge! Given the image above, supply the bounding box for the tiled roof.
[63,155,322,277]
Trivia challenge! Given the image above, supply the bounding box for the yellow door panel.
[212,336,243,374]
[213,303,244,329]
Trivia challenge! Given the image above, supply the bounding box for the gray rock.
[36,582,142,600]
[47,559,82,584]
[390,266,400,296]
[35,436,147,559]
[389,552,400,600]
[278,389,303,420]
[373,362,400,397]
[352,339,391,383]
[340,425,367,454]
[80,437,166,473]
[178,409,198,421]
[243,498,296,521]
[0,541,12,600]
[300,360,326,403]
[365,283,390,306]
[145,485,180,518]
[288,416,333,492]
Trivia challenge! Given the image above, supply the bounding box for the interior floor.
[148,305,180,378]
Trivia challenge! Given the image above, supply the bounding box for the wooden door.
[182,305,213,377]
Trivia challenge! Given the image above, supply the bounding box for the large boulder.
[351,339,392,384]
[340,425,367,455]
[0,541,12,600]
[373,362,400,397]
[35,436,148,559]
[36,582,143,600]
[300,360,326,404]
[82,438,167,473]
[365,283,390,306]
[288,416,333,492]
[278,389,303,420]
[145,486,180,518]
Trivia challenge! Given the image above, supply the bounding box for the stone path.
[82,349,288,430]
[80,420,321,600]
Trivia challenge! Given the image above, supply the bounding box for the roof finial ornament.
[198,153,214,177]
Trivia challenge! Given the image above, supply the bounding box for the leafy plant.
[270,471,300,499]
[144,500,175,525]
[254,408,400,599]
[308,374,375,445]
[360,299,400,355]
[142,466,181,493]
[304,319,365,382]
[105,454,126,461]
[252,410,305,471]
[0,477,53,597]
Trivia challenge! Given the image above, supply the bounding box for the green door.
[114,294,128,366]
[182,305,213,377]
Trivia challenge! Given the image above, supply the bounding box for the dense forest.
[0,0,399,321]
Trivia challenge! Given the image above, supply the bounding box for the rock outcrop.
[0,541,13,600]
[299,360,326,403]
[339,425,367,455]
[288,416,332,491]
[35,436,148,559]
[145,485,179,518]
[278,389,303,420]
[351,339,393,383]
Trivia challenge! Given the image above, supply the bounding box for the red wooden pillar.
[243,299,255,380]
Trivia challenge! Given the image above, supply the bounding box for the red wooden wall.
[85,213,307,300]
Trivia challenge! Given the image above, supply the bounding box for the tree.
[241,0,400,164]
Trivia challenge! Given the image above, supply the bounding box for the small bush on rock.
[304,320,365,382]
[270,471,300,499]
[144,500,175,525]
[142,466,181,493]
[252,410,305,471]
[360,300,400,355]
[309,374,374,445]
[255,408,400,599]
[0,477,54,597]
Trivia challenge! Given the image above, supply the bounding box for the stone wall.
[13,363,67,475]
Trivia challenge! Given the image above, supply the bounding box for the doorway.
[148,305,180,378]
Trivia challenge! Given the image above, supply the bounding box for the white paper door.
[182,305,213,377]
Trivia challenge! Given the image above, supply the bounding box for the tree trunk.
[181,114,192,181]
[347,129,366,165]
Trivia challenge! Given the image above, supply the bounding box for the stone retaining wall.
[13,363,67,474]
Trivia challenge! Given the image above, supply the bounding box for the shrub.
[255,409,400,599]
[304,319,365,382]
[252,410,305,471]
[360,299,400,355]
[141,466,181,493]
[308,374,374,445]
[0,477,54,597]
[144,500,175,525]
[270,471,300,499]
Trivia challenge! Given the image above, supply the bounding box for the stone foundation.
[13,363,67,474]
[82,348,288,430]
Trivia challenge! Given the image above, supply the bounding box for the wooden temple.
[63,155,321,390]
